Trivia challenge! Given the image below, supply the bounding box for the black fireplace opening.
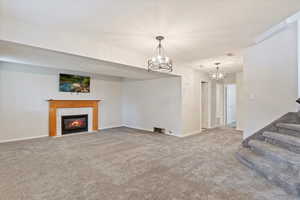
[61,114,88,135]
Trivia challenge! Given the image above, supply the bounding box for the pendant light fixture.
[210,62,225,80]
[147,36,173,72]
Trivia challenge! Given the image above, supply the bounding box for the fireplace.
[61,114,88,135]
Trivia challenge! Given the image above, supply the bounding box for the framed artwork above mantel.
[59,73,90,93]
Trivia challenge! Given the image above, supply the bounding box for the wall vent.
[153,127,166,134]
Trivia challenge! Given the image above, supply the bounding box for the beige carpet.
[0,127,296,200]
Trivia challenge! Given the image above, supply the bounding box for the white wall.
[223,73,236,85]
[298,20,300,99]
[122,77,182,136]
[180,67,201,135]
[243,23,298,139]
[178,70,236,131]
[201,82,210,129]
[0,62,123,142]
[208,74,236,128]
[173,67,210,136]
[123,66,211,137]
[226,84,237,124]
[236,72,244,131]
[0,61,205,140]
[215,83,224,126]
[210,81,217,127]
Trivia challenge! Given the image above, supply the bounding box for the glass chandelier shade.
[148,36,173,72]
[210,63,225,81]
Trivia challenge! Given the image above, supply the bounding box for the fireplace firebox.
[61,114,88,135]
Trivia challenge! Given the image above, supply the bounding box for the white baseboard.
[99,125,182,137]
[99,125,123,130]
[0,135,48,144]
[179,130,202,138]
[120,125,153,132]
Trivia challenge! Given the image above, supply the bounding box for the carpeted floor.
[0,127,296,200]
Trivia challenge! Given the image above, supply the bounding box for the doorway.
[201,81,209,130]
[225,84,237,128]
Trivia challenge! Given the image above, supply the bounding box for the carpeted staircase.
[236,122,300,196]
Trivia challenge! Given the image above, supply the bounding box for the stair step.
[236,147,300,196]
[263,132,300,154]
[249,140,300,170]
[277,123,300,138]
[277,123,300,132]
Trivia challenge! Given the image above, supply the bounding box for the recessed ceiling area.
[1,0,300,70]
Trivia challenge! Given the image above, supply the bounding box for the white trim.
[98,125,123,130]
[286,11,300,24]
[255,21,287,44]
[100,125,187,137]
[255,11,300,44]
[121,125,153,132]
[55,131,98,138]
[0,135,48,144]
[297,19,300,108]
[100,125,154,132]
[117,125,181,137]
[179,130,202,138]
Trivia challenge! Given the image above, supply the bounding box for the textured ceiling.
[195,52,244,73]
[1,0,300,71]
